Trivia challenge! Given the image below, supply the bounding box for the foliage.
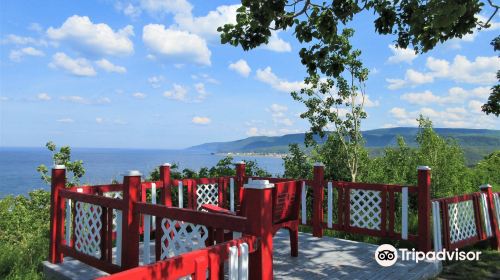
[283,144,313,179]
[470,151,500,191]
[311,132,370,182]
[0,190,51,280]
[148,156,271,180]
[482,35,500,116]
[36,141,85,187]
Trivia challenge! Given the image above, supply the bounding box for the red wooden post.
[241,180,274,280]
[417,166,432,252]
[160,163,172,207]
[235,161,246,205]
[480,184,500,251]
[312,163,325,237]
[121,170,141,269]
[49,165,66,263]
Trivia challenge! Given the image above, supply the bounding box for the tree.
[283,144,313,179]
[482,35,500,116]
[36,141,85,187]
[219,1,499,118]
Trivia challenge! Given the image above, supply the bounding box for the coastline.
[215,152,286,158]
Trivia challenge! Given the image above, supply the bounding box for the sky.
[0,0,499,149]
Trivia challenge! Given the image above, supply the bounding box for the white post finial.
[53,164,66,169]
[314,162,324,167]
[418,166,431,171]
[244,180,274,189]
[125,170,142,176]
[480,184,492,189]
[162,163,171,167]
[237,161,245,165]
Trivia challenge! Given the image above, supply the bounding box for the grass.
[435,249,500,280]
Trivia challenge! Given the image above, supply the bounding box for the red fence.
[47,162,500,279]
[432,186,500,252]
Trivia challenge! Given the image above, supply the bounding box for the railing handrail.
[98,235,259,280]
[135,202,249,232]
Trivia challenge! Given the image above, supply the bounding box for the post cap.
[53,164,66,169]
[314,162,324,167]
[480,184,492,189]
[125,170,142,176]
[236,161,245,165]
[162,163,171,167]
[417,166,431,171]
[244,180,274,189]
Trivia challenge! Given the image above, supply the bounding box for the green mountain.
[186,127,500,165]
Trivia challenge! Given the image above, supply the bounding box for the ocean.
[0,147,285,197]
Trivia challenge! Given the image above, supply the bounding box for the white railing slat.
[229,246,238,280]
[230,178,235,212]
[178,181,183,208]
[116,210,122,266]
[481,193,492,237]
[301,181,307,225]
[151,183,156,230]
[143,214,151,264]
[401,187,408,240]
[65,198,72,245]
[238,243,249,280]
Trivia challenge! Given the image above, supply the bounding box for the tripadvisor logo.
[374,244,482,267]
[374,244,398,267]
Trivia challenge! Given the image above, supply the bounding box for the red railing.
[432,186,500,251]
[48,161,500,280]
[100,235,258,280]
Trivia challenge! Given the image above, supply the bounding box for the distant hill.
[186,127,500,165]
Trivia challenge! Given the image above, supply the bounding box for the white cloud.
[95,59,126,73]
[139,0,192,16]
[143,24,211,65]
[268,104,293,126]
[113,119,128,125]
[447,14,500,49]
[400,87,492,106]
[49,52,96,77]
[192,116,211,125]
[60,95,89,104]
[387,55,499,89]
[59,95,111,105]
[194,83,208,101]
[388,105,497,128]
[9,47,45,62]
[28,23,43,32]
[95,117,103,123]
[1,34,48,46]
[163,84,188,101]
[386,69,434,90]
[174,4,239,39]
[148,75,164,88]
[387,45,417,64]
[261,31,292,53]
[246,127,300,137]
[47,15,134,56]
[229,59,251,77]
[36,93,51,101]
[132,92,146,99]
[57,118,74,123]
[115,2,142,19]
[256,67,305,92]
[361,95,380,108]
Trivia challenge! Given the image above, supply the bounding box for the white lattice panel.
[160,218,208,259]
[103,191,123,232]
[74,201,102,258]
[448,200,477,243]
[196,184,218,210]
[349,189,382,230]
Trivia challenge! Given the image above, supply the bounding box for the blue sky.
[1,0,499,149]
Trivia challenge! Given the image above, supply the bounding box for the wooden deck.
[43,230,441,280]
